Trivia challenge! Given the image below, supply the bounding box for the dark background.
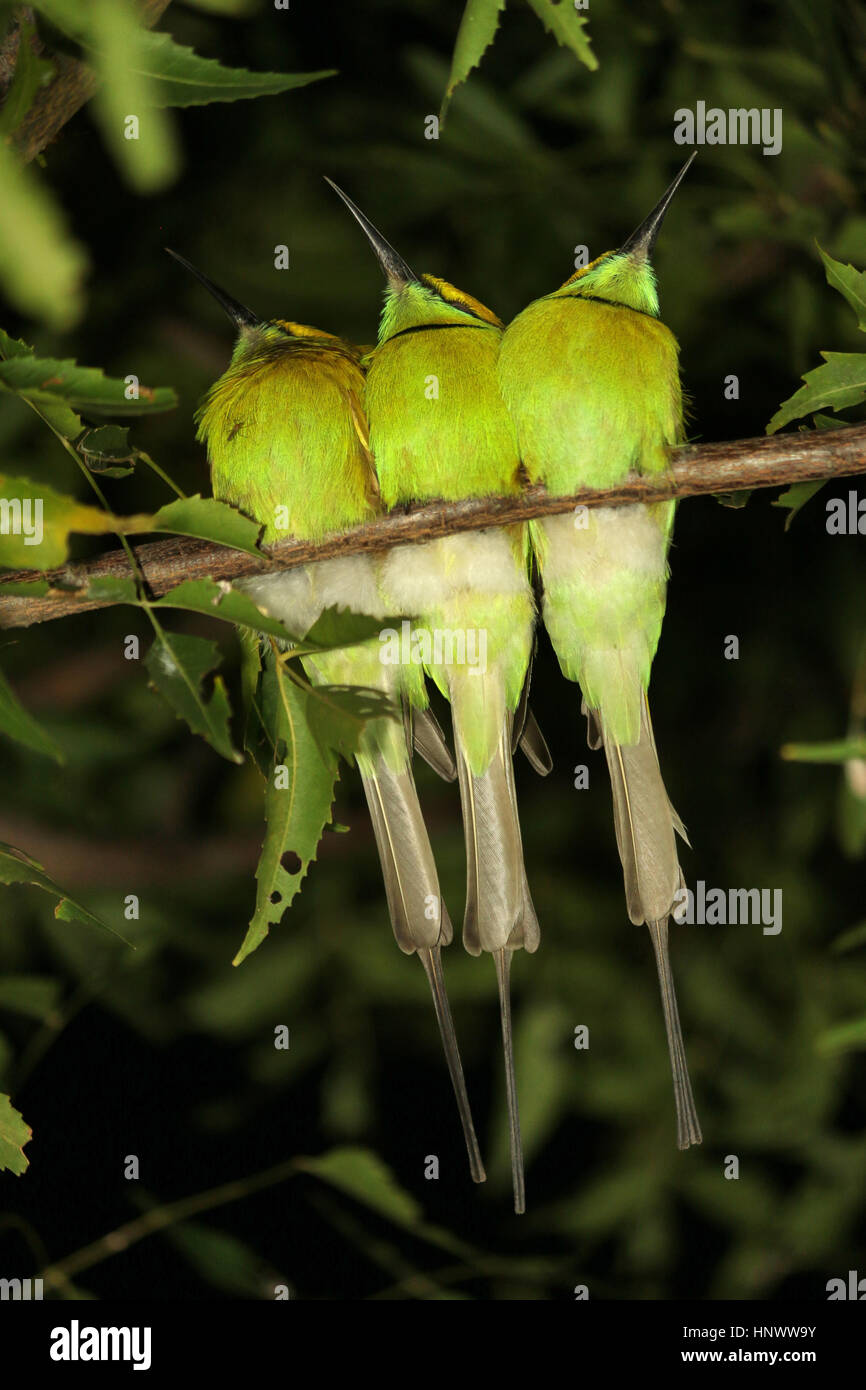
[1,0,865,1299]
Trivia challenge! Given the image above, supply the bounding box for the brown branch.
[8,0,172,164]
[1,423,865,631]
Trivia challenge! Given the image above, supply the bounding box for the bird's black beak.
[619,152,696,261]
[323,178,418,290]
[165,248,261,329]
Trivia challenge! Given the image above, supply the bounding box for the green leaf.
[154,578,301,642]
[304,682,397,765]
[818,245,866,332]
[295,1147,422,1227]
[442,0,507,118]
[0,974,61,1020]
[131,32,336,109]
[72,0,179,193]
[817,1016,866,1056]
[766,352,866,434]
[0,840,124,941]
[300,606,392,654]
[0,664,64,761]
[830,921,866,954]
[144,631,241,764]
[165,1220,281,1298]
[0,1093,31,1175]
[233,657,338,965]
[78,425,138,476]
[0,16,55,137]
[85,575,140,605]
[524,0,597,73]
[714,490,753,509]
[0,353,177,421]
[781,736,866,763]
[0,328,33,360]
[0,474,124,570]
[772,480,825,529]
[149,496,263,556]
[0,141,86,329]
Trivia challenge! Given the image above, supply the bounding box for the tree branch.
[1,423,864,630]
[9,0,172,165]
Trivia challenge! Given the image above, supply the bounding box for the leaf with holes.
[233,656,338,965]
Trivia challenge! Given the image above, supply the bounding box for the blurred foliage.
[0,0,865,1300]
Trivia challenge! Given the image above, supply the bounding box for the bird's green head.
[549,152,695,316]
[324,179,503,339]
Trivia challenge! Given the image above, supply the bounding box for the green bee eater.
[326,182,545,1213]
[497,155,702,1150]
[167,249,486,1184]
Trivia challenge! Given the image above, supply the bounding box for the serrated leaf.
[295,1147,422,1227]
[818,245,866,332]
[0,16,55,137]
[441,0,507,119]
[525,0,597,73]
[304,682,397,765]
[233,656,338,965]
[0,353,176,420]
[154,578,302,641]
[145,630,241,764]
[0,141,86,329]
[0,840,124,941]
[134,32,335,109]
[0,1093,31,1175]
[767,352,866,433]
[772,480,825,529]
[149,496,263,556]
[0,329,33,360]
[300,605,393,654]
[0,663,64,761]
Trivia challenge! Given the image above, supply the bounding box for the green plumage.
[498,158,702,1151]
[327,181,540,1211]
[170,250,485,1184]
[196,322,375,544]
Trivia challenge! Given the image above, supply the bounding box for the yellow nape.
[272,319,341,341]
[560,251,614,289]
[421,275,503,326]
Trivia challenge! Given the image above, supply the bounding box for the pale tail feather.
[360,753,486,1182]
[454,714,539,1214]
[594,695,702,1149]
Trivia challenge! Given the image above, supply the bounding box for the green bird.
[167,248,486,1184]
[326,182,546,1213]
[497,155,702,1150]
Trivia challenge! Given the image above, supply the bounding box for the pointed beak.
[165,248,261,329]
[618,152,696,261]
[323,178,418,290]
